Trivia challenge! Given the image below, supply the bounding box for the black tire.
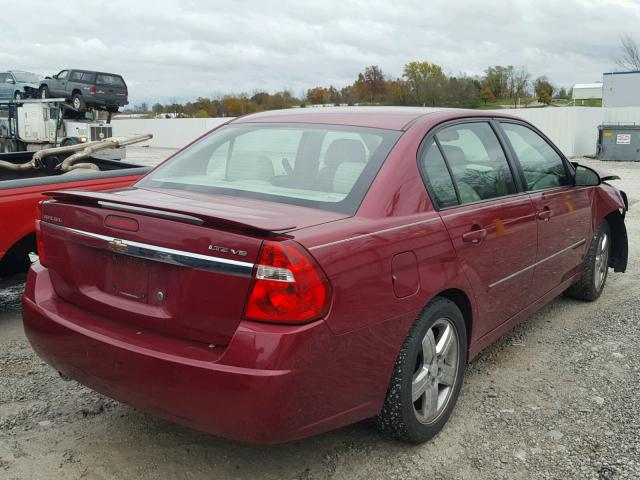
[106,105,120,113]
[71,94,85,111]
[40,85,49,99]
[565,221,611,301]
[377,297,467,443]
[14,90,22,100]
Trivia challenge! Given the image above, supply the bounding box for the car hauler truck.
[0,98,123,159]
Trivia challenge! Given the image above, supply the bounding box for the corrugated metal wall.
[112,107,640,157]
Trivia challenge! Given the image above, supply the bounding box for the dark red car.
[23,108,628,444]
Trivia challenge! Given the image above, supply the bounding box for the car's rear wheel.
[72,94,85,110]
[565,221,611,301]
[40,86,49,99]
[377,297,466,443]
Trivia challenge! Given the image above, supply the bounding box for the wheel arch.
[435,288,473,350]
[72,89,82,96]
[0,231,36,275]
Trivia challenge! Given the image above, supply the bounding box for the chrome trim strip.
[42,222,254,276]
[489,238,586,288]
[308,217,441,251]
[97,201,204,225]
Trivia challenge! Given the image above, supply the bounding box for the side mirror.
[574,165,601,186]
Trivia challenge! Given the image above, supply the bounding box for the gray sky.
[2,0,639,105]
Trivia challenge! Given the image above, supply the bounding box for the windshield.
[138,123,402,214]
[13,72,40,83]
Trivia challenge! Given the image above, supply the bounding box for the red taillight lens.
[125,89,128,97]
[244,241,330,324]
[35,201,47,266]
[89,86,97,95]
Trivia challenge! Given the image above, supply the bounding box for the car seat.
[315,139,366,191]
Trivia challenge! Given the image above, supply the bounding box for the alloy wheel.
[412,317,459,424]
[594,232,609,291]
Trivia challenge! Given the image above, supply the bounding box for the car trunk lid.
[39,188,347,345]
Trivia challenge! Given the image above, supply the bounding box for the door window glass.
[57,70,69,80]
[419,141,458,208]
[436,123,517,204]
[0,73,7,83]
[501,122,570,191]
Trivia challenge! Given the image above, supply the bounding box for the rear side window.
[71,71,96,83]
[436,123,516,204]
[138,123,401,214]
[500,122,570,191]
[419,141,458,208]
[96,74,125,87]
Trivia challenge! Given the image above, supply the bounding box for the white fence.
[112,107,640,157]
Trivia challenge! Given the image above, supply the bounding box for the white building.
[572,83,603,100]
[602,71,640,107]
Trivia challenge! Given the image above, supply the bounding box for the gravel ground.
[0,156,638,480]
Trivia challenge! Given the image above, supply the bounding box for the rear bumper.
[22,263,386,443]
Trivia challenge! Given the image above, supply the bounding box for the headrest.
[333,161,366,194]
[324,139,366,167]
[441,145,466,164]
[227,154,274,181]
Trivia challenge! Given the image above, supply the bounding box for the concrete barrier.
[112,107,640,157]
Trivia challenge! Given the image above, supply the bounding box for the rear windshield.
[96,74,125,87]
[138,123,402,214]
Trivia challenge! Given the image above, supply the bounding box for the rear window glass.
[138,123,402,214]
[96,74,125,87]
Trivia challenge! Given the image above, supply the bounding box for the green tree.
[402,61,445,106]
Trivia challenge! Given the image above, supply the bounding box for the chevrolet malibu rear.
[23,108,627,444]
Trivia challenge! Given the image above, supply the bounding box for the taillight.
[35,201,48,266]
[244,241,331,324]
[89,86,97,95]
[125,89,128,97]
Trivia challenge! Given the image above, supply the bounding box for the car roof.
[232,106,522,131]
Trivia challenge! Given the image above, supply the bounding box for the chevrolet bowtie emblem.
[108,239,128,253]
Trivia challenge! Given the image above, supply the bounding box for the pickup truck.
[0,151,149,276]
[40,70,128,112]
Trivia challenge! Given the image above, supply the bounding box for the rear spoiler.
[44,190,297,233]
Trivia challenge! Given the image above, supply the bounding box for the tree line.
[129,61,571,118]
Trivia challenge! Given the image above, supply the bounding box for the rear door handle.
[537,207,553,221]
[462,228,487,244]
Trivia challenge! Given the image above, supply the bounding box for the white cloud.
[1,0,638,104]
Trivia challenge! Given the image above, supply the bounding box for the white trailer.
[0,98,124,160]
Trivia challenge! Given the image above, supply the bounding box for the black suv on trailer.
[40,69,128,112]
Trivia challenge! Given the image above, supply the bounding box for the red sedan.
[23,108,628,444]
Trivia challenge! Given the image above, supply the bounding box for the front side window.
[57,70,69,80]
[500,122,570,191]
[436,122,517,204]
[138,123,401,214]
